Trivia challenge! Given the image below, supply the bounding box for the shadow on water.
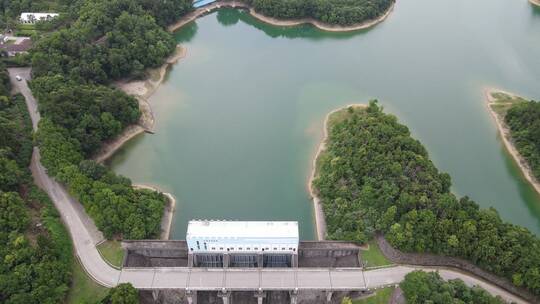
[532,3,540,16]
[501,144,540,230]
[216,8,241,26]
[174,22,199,43]
[215,8,375,40]
[105,133,147,168]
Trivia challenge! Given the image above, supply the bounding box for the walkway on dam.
[7,68,528,303]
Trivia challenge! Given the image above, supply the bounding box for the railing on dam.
[118,267,368,291]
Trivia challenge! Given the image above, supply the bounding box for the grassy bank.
[352,287,394,304]
[360,240,392,268]
[97,240,125,268]
[487,90,527,117]
[67,257,109,304]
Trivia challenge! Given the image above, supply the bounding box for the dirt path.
[308,104,367,241]
[484,88,540,197]
[168,0,394,33]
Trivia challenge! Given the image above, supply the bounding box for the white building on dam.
[186,220,299,267]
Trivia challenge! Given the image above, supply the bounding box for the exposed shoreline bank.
[484,88,540,197]
[168,0,394,33]
[308,104,367,241]
[91,47,186,240]
[93,46,187,164]
[530,0,540,7]
[133,184,177,240]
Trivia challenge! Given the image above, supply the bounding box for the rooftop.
[187,220,299,239]
[0,38,32,53]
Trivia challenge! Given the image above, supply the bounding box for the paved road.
[8,68,529,303]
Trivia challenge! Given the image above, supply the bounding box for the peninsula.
[169,0,395,33]
[312,101,540,299]
[484,89,540,196]
[309,104,366,241]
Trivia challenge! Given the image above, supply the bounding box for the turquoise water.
[109,0,540,239]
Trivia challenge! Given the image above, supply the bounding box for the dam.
[122,221,368,304]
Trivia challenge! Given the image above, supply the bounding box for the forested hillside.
[313,101,540,296]
[401,271,504,303]
[0,63,72,303]
[505,100,540,181]
[245,0,394,26]
[27,0,192,239]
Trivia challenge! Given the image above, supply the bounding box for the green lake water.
[109,0,540,239]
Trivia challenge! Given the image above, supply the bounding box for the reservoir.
[109,0,540,239]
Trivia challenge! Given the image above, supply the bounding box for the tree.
[401,271,504,304]
[102,283,139,304]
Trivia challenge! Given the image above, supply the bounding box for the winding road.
[7,67,529,303]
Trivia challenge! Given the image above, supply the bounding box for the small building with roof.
[0,38,32,57]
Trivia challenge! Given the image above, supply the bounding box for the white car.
[15,75,22,81]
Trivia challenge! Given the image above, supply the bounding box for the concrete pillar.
[257,253,263,268]
[188,253,194,268]
[186,290,196,304]
[152,290,159,302]
[121,248,128,267]
[291,253,298,268]
[223,253,230,268]
[326,291,333,303]
[289,290,298,304]
[254,289,265,304]
[218,290,231,304]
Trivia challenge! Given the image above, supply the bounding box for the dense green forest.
[313,101,540,296]
[27,0,193,239]
[245,0,394,26]
[505,100,540,181]
[0,63,72,303]
[401,271,504,304]
[30,0,190,82]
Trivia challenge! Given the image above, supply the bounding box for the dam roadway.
[8,68,528,303]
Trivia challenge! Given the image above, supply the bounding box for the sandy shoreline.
[93,46,187,164]
[308,104,367,241]
[484,88,540,197]
[133,184,177,240]
[530,0,540,7]
[168,0,394,33]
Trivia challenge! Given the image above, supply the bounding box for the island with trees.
[485,89,540,196]
[169,0,395,33]
[243,0,395,31]
[246,0,394,26]
[312,101,540,298]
